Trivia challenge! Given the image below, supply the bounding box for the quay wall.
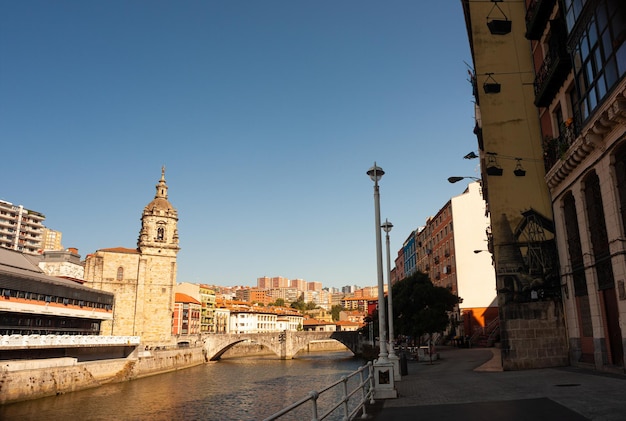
[0,347,206,405]
[1,340,351,404]
[306,340,349,352]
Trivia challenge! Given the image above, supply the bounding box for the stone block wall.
[501,300,569,370]
[0,347,205,404]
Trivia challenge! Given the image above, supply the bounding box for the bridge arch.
[202,331,363,361]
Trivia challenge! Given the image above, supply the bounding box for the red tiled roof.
[175,293,201,305]
[335,320,362,327]
[98,247,139,254]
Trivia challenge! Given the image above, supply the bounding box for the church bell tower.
[135,167,180,344]
[138,166,180,255]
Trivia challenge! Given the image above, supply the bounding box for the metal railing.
[0,334,141,348]
[262,362,375,421]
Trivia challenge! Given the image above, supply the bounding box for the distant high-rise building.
[290,278,307,290]
[341,285,355,294]
[0,200,45,254]
[271,276,290,288]
[257,276,271,289]
[42,228,63,251]
[307,281,322,291]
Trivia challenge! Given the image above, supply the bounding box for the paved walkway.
[366,346,626,420]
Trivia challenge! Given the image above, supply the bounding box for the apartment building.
[0,200,45,255]
[227,305,304,334]
[410,182,497,337]
[41,228,63,251]
[172,293,201,335]
[526,0,626,369]
[175,283,217,333]
[236,288,272,305]
[290,278,307,290]
[461,0,626,371]
[307,281,322,291]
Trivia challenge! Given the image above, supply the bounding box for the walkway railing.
[262,361,375,421]
[0,334,141,348]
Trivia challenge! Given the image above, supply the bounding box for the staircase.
[471,318,500,347]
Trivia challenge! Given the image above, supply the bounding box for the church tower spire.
[156,165,168,200]
[138,167,180,255]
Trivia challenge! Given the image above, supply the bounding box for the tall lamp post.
[382,219,400,379]
[367,163,397,399]
[367,163,388,362]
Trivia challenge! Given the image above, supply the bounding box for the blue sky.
[1,1,479,289]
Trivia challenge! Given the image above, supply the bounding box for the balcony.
[546,83,626,189]
[543,120,578,172]
[534,22,572,107]
[525,0,556,40]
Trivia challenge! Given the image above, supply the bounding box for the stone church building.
[84,168,180,345]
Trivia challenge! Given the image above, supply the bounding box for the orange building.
[172,293,201,335]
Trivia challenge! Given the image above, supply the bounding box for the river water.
[0,350,367,421]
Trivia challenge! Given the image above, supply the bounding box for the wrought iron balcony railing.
[534,20,572,107]
[543,119,578,172]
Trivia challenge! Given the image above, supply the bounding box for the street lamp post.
[367,163,388,362]
[382,219,401,379]
[367,163,397,399]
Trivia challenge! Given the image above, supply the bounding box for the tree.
[306,301,317,310]
[330,305,343,321]
[272,298,285,307]
[290,296,306,312]
[391,271,460,342]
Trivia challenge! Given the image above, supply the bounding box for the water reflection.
[1,350,365,421]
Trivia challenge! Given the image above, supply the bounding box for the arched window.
[116,267,124,281]
[157,227,165,241]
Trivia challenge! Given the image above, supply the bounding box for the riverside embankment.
[1,346,206,404]
[0,340,349,404]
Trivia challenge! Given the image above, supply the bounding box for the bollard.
[400,352,408,376]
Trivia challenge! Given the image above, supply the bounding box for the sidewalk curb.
[473,347,503,372]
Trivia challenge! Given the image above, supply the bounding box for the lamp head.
[381,219,393,233]
[448,176,480,184]
[448,176,465,184]
[367,164,384,182]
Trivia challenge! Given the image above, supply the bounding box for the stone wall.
[501,300,569,370]
[0,347,205,404]
[306,340,349,352]
[1,340,353,404]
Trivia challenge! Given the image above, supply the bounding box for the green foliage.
[306,301,317,310]
[272,298,285,307]
[330,305,343,321]
[290,296,307,312]
[391,271,460,339]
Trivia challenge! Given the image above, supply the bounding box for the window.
[157,227,165,241]
[116,267,124,281]
[569,0,626,122]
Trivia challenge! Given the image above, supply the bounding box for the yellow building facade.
[462,0,568,369]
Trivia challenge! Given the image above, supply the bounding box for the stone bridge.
[201,331,363,360]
